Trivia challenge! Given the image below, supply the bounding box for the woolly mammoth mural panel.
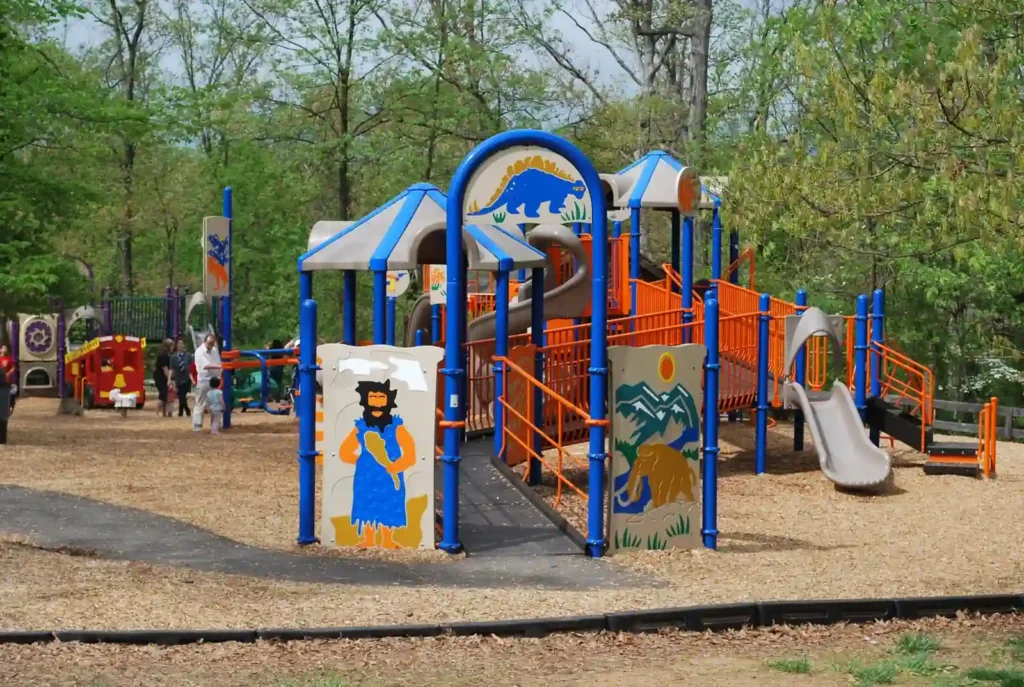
[607,344,705,554]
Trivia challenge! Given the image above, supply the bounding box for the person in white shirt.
[192,334,222,432]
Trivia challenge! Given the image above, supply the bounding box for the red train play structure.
[64,335,147,410]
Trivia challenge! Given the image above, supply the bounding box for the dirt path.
[1,614,1021,686]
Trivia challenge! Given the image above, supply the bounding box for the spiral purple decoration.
[23,319,54,356]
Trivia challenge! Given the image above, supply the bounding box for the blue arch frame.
[442,129,609,557]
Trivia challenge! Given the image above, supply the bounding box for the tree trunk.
[687,0,712,146]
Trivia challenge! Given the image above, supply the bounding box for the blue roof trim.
[465,224,514,271]
[425,188,448,207]
[616,156,645,175]
[370,190,426,271]
[628,157,658,209]
[661,154,683,171]
[298,187,409,269]
[487,224,546,259]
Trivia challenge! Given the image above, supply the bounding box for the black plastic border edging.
[1,593,1020,647]
[489,455,588,552]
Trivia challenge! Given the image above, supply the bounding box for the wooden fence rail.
[885,395,1024,441]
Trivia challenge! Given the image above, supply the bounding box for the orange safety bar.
[977,397,998,478]
[221,357,298,371]
[869,341,934,451]
[496,354,604,508]
[721,247,756,290]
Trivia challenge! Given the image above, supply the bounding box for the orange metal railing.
[870,342,934,451]
[977,397,998,477]
[721,247,756,290]
[496,354,601,507]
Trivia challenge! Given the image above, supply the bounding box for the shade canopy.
[299,183,548,273]
[602,151,722,210]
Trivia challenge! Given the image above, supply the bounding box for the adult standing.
[193,333,222,432]
[172,339,193,417]
[0,344,15,416]
[153,339,174,417]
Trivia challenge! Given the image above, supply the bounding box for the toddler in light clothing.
[207,377,225,434]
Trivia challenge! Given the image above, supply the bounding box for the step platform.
[924,441,980,477]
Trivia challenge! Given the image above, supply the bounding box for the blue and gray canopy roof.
[299,183,548,272]
[601,150,723,210]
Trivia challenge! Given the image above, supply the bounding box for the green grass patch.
[766,657,812,674]
[560,201,588,223]
[614,527,642,549]
[1007,636,1024,662]
[895,632,941,655]
[845,659,899,686]
[665,513,690,538]
[646,531,667,550]
[277,675,360,687]
[965,666,1024,685]
[897,652,950,677]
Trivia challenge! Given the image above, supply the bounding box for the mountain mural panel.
[607,344,706,554]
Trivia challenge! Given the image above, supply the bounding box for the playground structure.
[266,131,998,558]
[64,335,147,410]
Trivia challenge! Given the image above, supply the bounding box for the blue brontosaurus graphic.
[469,156,586,219]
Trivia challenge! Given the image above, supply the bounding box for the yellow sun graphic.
[657,352,675,383]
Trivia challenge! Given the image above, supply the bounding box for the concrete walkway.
[0,484,639,590]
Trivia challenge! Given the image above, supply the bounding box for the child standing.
[207,377,225,434]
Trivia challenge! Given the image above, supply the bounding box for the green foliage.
[765,657,812,674]
[614,438,638,466]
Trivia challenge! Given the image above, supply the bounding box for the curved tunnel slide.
[404,224,592,347]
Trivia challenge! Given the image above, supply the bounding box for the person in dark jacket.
[172,339,193,417]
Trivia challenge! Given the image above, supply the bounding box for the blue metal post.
[586,193,609,561]
[415,329,424,346]
[630,207,641,315]
[386,296,397,346]
[372,271,387,344]
[296,273,318,545]
[702,298,720,550]
[681,216,695,342]
[870,288,885,445]
[711,205,723,281]
[854,294,869,421]
[729,231,740,285]
[670,210,680,282]
[793,289,808,451]
[430,305,441,343]
[754,293,771,474]
[343,271,356,345]
[493,270,510,460]
[222,186,235,428]
[529,267,544,485]
[612,220,622,239]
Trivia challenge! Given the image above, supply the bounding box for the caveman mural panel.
[319,344,443,549]
[607,344,706,554]
[462,147,593,227]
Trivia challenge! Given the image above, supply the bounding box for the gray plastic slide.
[783,380,892,488]
[782,306,892,489]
